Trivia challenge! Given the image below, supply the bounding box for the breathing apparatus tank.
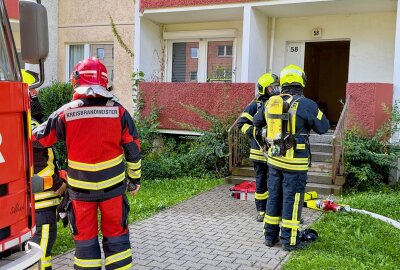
[266,95,290,156]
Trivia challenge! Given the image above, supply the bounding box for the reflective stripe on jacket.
[32,98,141,198]
[237,98,267,163]
[264,94,330,171]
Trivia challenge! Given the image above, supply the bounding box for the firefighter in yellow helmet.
[22,69,67,270]
[261,64,329,251]
[237,73,279,222]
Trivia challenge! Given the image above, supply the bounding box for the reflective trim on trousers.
[40,225,50,270]
[74,257,102,268]
[105,248,132,266]
[264,215,281,225]
[255,191,269,200]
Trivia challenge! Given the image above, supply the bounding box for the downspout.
[268,17,275,73]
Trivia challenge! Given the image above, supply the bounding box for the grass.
[52,177,224,256]
[284,188,400,270]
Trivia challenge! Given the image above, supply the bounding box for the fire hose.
[305,195,400,230]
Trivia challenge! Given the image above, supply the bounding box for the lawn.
[52,177,224,256]
[284,188,400,270]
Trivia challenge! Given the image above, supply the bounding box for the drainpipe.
[268,17,275,73]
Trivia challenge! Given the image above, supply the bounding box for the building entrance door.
[303,41,350,124]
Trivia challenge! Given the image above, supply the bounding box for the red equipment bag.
[230,181,256,201]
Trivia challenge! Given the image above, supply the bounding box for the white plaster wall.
[140,17,163,82]
[272,12,396,83]
[247,8,269,83]
[26,0,58,88]
[165,21,243,81]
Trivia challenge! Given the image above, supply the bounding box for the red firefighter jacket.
[32,97,141,201]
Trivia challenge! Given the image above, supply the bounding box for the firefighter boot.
[265,238,279,247]
[283,240,310,252]
[255,200,265,222]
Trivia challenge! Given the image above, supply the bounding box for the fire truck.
[0,0,49,269]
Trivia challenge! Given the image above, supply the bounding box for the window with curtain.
[171,42,199,82]
[68,45,84,77]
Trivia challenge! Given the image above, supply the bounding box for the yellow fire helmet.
[257,73,279,96]
[280,64,307,88]
[21,69,39,87]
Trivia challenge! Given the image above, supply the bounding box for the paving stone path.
[52,184,321,269]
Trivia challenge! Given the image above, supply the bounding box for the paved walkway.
[52,185,321,270]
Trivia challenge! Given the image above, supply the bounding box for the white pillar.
[240,6,269,83]
[241,6,251,83]
[392,1,400,142]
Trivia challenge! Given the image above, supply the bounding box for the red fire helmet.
[71,57,112,98]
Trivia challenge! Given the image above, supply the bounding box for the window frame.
[65,43,114,82]
[97,48,105,59]
[165,37,236,83]
[190,47,199,59]
[217,45,233,57]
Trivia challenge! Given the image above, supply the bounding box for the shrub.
[140,104,235,180]
[38,81,74,168]
[344,102,400,191]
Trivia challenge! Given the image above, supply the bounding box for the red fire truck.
[0,0,48,269]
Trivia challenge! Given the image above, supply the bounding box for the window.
[97,48,105,59]
[171,42,199,82]
[190,48,198,59]
[208,41,233,82]
[66,44,114,83]
[190,71,197,82]
[217,45,233,57]
[168,38,234,83]
[68,44,84,77]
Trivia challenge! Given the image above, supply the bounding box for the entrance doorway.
[303,41,350,124]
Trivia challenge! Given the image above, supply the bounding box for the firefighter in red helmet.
[32,57,141,270]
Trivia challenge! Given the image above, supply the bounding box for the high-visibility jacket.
[32,97,141,201]
[263,92,329,171]
[237,97,267,163]
[32,118,63,211]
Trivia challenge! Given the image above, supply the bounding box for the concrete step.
[309,134,333,144]
[310,143,332,153]
[233,162,333,176]
[226,176,342,195]
[311,152,332,163]
[225,175,255,185]
[306,183,343,196]
[309,162,332,173]
[228,171,333,185]
[307,171,332,185]
[232,166,255,177]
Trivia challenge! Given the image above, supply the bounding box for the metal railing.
[332,95,351,182]
[228,114,250,172]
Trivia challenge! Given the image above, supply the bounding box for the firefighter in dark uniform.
[24,69,67,270]
[237,73,279,222]
[32,57,141,270]
[261,65,329,251]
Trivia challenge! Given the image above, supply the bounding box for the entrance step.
[307,171,332,185]
[311,152,332,163]
[232,166,255,177]
[306,183,342,196]
[309,134,333,144]
[226,176,343,195]
[309,162,332,173]
[310,143,332,153]
[227,171,334,186]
